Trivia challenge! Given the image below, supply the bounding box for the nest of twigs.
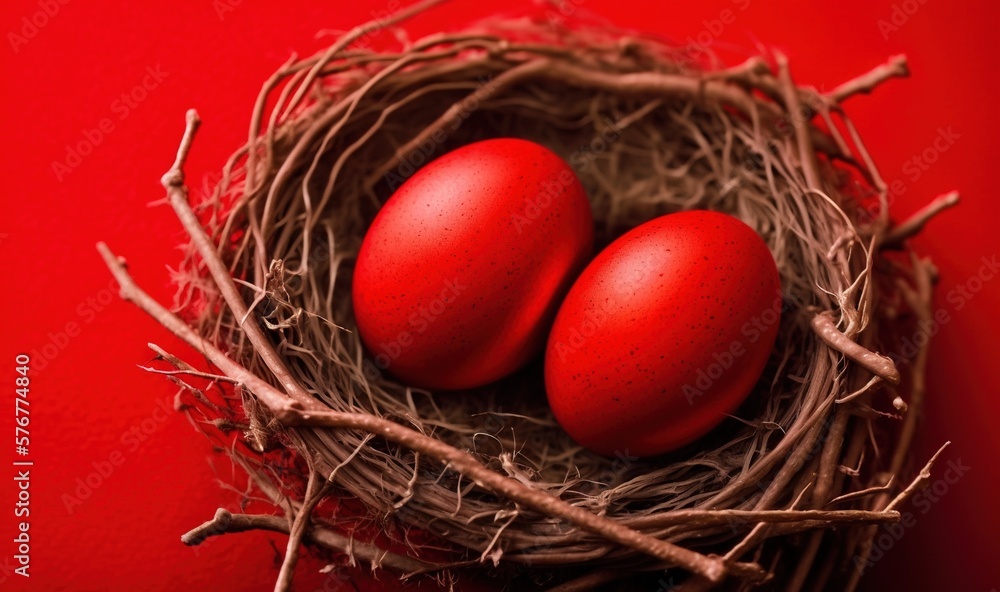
[98,3,960,591]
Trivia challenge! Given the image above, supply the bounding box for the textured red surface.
[546,211,781,457]
[354,139,593,390]
[1,1,997,591]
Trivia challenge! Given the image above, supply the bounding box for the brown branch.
[882,190,961,248]
[890,254,934,473]
[811,312,900,384]
[828,55,909,103]
[727,484,811,567]
[844,442,949,592]
[836,375,881,404]
[372,56,846,180]
[97,243,305,422]
[163,110,320,412]
[180,508,436,574]
[627,507,898,529]
[885,442,950,512]
[704,55,771,81]
[275,469,321,592]
[139,344,238,384]
[845,253,939,592]
[775,52,821,190]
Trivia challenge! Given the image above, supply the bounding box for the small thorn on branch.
[882,191,960,249]
[811,312,901,384]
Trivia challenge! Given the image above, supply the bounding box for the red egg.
[545,210,781,457]
[353,138,593,390]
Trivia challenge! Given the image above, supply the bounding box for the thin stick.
[776,52,821,190]
[180,508,436,574]
[274,469,321,592]
[836,376,881,404]
[882,191,960,248]
[629,507,898,529]
[828,55,909,103]
[826,478,894,506]
[97,243,304,421]
[811,312,900,384]
[163,111,320,411]
[885,442,950,512]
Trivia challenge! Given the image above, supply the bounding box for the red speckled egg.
[545,210,781,457]
[353,138,593,390]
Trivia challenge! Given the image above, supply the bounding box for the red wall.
[2,1,997,590]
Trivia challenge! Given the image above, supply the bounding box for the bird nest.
[98,3,958,591]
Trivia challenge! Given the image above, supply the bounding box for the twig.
[97,243,306,422]
[275,469,321,592]
[163,110,320,411]
[835,376,881,404]
[811,312,900,384]
[627,507,898,529]
[885,442,950,512]
[844,443,949,592]
[826,478,894,506]
[180,508,436,574]
[888,253,936,473]
[828,55,909,103]
[881,191,960,248]
[140,345,238,384]
[776,52,821,190]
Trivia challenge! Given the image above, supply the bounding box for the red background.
[2,1,997,590]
